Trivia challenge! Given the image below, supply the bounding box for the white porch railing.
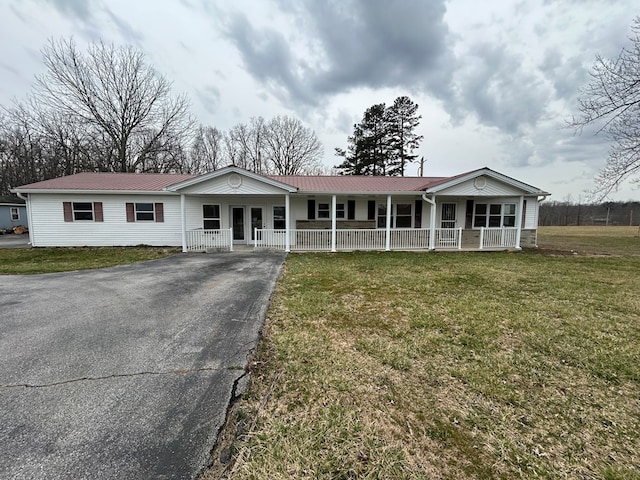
[185,227,519,253]
[434,227,463,249]
[337,229,386,250]
[186,228,233,252]
[480,227,518,249]
[255,228,436,252]
[390,228,432,250]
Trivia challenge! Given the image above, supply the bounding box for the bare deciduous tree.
[263,115,323,175]
[32,38,193,173]
[225,117,268,172]
[571,17,640,200]
[186,125,225,173]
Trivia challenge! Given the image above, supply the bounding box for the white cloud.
[1,0,639,200]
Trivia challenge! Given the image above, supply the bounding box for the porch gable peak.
[165,165,298,195]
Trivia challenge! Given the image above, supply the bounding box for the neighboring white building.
[13,166,550,252]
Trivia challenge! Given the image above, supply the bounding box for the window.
[377,204,387,228]
[473,203,516,228]
[395,203,412,228]
[273,206,286,229]
[203,204,221,229]
[73,202,94,221]
[318,203,330,219]
[64,202,103,222]
[10,207,20,221]
[315,202,345,219]
[135,203,155,221]
[126,202,163,223]
[503,203,516,227]
[377,203,412,228]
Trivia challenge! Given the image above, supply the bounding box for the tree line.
[539,200,640,226]
[0,38,324,196]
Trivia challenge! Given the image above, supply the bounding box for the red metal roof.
[16,172,196,191]
[268,175,446,192]
[15,171,450,193]
[17,168,523,194]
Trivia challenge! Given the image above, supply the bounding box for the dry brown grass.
[537,225,640,256]
[203,234,640,480]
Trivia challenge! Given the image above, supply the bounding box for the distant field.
[537,225,640,255]
[207,230,640,479]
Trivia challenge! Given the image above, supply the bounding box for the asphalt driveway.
[0,252,286,479]
[0,234,30,248]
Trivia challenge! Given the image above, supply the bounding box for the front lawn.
[208,247,640,478]
[0,246,179,274]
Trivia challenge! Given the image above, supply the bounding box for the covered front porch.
[165,166,544,254]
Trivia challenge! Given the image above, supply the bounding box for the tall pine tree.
[336,96,422,176]
[387,96,423,176]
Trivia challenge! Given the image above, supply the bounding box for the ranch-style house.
[13,165,550,252]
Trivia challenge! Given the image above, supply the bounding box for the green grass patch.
[0,246,179,274]
[212,245,640,479]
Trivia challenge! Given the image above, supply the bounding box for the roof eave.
[296,190,427,196]
[12,188,178,195]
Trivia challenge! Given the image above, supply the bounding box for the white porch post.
[331,194,337,252]
[180,194,187,253]
[385,195,391,251]
[515,195,524,250]
[285,193,291,253]
[429,196,436,250]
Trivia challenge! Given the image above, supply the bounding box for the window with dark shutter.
[307,199,316,220]
[347,200,355,220]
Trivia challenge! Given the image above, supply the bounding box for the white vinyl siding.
[28,194,181,247]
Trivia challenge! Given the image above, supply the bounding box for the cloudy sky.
[1,0,638,201]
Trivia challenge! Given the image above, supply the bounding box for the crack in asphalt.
[0,365,245,389]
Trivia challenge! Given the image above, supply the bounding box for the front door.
[232,206,265,243]
[441,203,457,228]
[232,206,245,241]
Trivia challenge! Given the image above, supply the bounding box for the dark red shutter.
[154,203,164,222]
[63,202,73,222]
[126,203,135,222]
[94,202,103,222]
[522,200,527,226]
